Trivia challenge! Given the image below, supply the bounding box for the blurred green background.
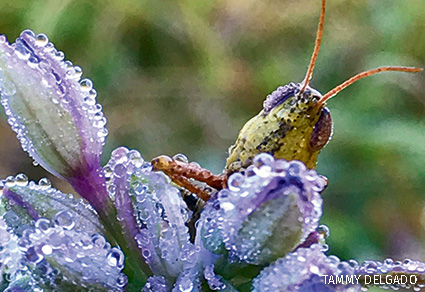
[0,0,424,280]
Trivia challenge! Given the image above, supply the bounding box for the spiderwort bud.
[201,154,326,265]
[0,30,106,182]
[0,176,126,291]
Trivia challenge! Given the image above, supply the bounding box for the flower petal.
[105,147,193,281]
[0,30,107,180]
[0,206,126,290]
[0,174,104,236]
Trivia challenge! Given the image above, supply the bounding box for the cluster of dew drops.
[0,174,127,290]
[0,30,108,159]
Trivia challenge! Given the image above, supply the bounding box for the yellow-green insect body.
[226,83,332,172]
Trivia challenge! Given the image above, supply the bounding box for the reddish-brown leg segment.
[151,155,227,201]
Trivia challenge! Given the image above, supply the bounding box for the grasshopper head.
[264,82,333,152]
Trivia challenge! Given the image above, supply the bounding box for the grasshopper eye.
[309,107,333,152]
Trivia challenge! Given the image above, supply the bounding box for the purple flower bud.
[105,147,193,281]
[200,153,326,265]
[0,30,107,181]
[0,183,126,291]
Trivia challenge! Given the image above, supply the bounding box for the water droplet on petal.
[97,128,108,138]
[317,225,330,239]
[35,33,48,47]
[41,244,53,255]
[114,164,126,178]
[116,273,128,288]
[26,246,43,263]
[53,210,75,230]
[21,30,36,38]
[227,173,244,192]
[253,153,274,168]
[54,50,65,60]
[91,234,106,248]
[107,248,125,268]
[80,78,93,91]
[38,178,51,189]
[5,175,16,187]
[15,173,28,187]
[35,218,52,232]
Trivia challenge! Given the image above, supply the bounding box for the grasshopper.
[152,0,421,204]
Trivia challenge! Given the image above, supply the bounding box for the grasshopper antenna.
[317,66,423,106]
[299,0,326,94]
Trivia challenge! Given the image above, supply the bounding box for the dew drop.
[173,153,189,163]
[54,210,75,230]
[80,78,93,91]
[97,128,108,138]
[14,42,31,60]
[253,153,274,168]
[15,173,28,187]
[134,184,148,197]
[35,33,48,47]
[288,161,306,176]
[142,249,151,259]
[317,225,330,239]
[114,164,126,178]
[21,30,36,38]
[35,218,52,232]
[54,51,64,60]
[73,66,82,78]
[26,246,43,263]
[5,175,15,187]
[116,273,128,288]
[104,166,113,178]
[178,278,194,292]
[83,95,96,106]
[38,178,51,189]
[107,248,125,268]
[221,202,235,211]
[128,150,144,168]
[28,55,40,66]
[41,244,53,255]
[227,173,244,192]
[91,234,106,248]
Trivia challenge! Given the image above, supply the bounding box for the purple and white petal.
[105,147,192,280]
[1,211,126,290]
[0,30,106,180]
[1,174,104,236]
